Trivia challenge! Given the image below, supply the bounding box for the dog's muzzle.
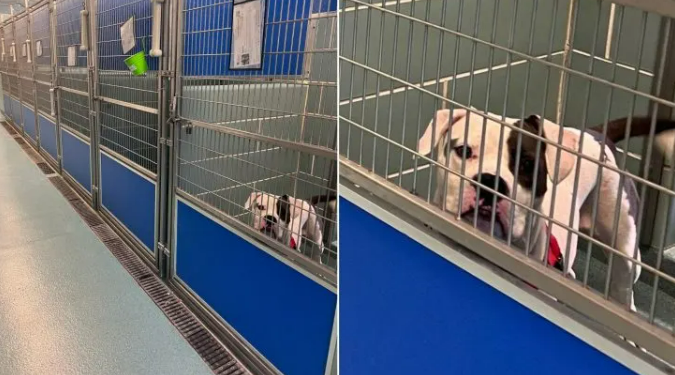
[260,215,277,238]
[461,174,508,239]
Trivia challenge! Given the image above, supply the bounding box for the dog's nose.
[472,174,509,204]
[263,215,277,227]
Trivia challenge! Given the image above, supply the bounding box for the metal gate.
[32,1,59,165]
[55,0,94,198]
[4,14,20,131]
[15,12,36,144]
[340,0,675,366]
[169,0,338,373]
[92,0,163,262]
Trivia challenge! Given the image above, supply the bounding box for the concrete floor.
[0,127,213,374]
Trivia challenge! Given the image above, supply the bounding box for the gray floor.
[0,127,212,374]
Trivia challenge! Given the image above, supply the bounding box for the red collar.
[546,225,564,271]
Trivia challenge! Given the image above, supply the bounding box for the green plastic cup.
[124,51,148,76]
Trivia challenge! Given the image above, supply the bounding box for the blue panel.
[23,105,36,142]
[61,130,91,192]
[39,115,58,160]
[182,0,310,77]
[176,200,336,375]
[101,152,155,252]
[3,94,10,119]
[96,0,159,71]
[340,198,637,375]
[11,98,21,126]
[312,0,336,13]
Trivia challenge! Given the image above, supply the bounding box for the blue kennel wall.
[23,104,36,142]
[100,151,156,252]
[39,115,58,161]
[174,198,337,375]
[97,0,159,71]
[11,97,21,127]
[340,196,639,375]
[182,0,313,77]
[61,129,91,192]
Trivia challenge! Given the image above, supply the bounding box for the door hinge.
[158,242,169,256]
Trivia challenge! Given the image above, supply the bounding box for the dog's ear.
[417,109,468,156]
[276,195,291,223]
[244,192,258,210]
[540,118,578,184]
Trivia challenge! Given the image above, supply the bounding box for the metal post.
[156,0,174,278]
[51,0,62,172]
[27,0,40,150]
[86,0,99,208]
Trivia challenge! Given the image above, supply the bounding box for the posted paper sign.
[230,0,264,70]
[67,45,77,66]
[120,16,136,54]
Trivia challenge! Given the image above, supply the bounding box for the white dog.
[417,108,675,310]
[244,192,325,263]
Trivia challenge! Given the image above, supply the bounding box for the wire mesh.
[96,0,159,174]
[340,0,675,353]
[31,4,53,116]
[55,0,89,93]
[99,103,158,173]
[15,14,34,107]
[59,89,90,137]
[55,0,90,138]
[177,127,337,267]
[177,0,338,271]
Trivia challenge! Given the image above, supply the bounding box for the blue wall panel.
[176,200,336,375]
[340,197,637,375]
[96,0,159,71]
[39,115,58,160]
[101,152,155,252]
[11,97,21,126]
[23,105,36,142]
[3,94,10,120]
[61,130,91,192]
[182,0,311,77]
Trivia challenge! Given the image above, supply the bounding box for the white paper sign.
[120,16,136,54]
[67,45,76,66]
[36,40,43,57]
[230,0,264,70]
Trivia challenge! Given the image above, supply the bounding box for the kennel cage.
[174,0,338,275]
[340,0,675,365]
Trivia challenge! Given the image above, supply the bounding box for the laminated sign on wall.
[230,0,264,70]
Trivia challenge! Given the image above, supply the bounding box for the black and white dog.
[244,192,336,263]
[417,108,675,310]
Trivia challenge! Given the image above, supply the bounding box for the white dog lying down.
[244,192,332,263]
[417,109,675,311]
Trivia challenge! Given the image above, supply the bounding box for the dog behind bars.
[417,109,675,311]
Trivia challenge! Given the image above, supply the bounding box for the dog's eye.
[453,145,473,159]
[257,204,266,210]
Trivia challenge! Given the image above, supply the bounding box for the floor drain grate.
[49,176,80,202]
[90,224,119,242]
[36,162,54,175]
[2,121,16,135]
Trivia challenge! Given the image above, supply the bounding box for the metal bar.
[97,95,159,114]
[343,0,675,110]
[187,118,337,160]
